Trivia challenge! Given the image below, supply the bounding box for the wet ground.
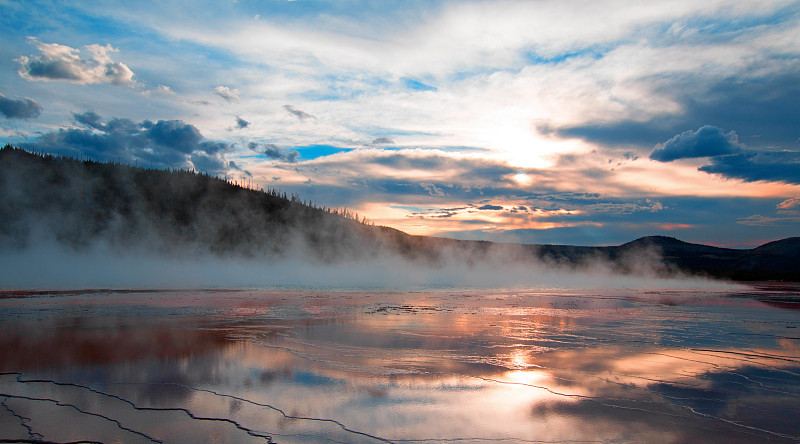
[1,284,799,443]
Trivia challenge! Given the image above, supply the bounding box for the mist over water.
[0,237,738,290]
[2,148,793,290]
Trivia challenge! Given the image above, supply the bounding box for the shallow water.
[1,284,799,443]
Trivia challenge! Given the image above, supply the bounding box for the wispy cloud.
[737,214,800,226]
[248,141,298,163]
[283,105,315,120]
[777,197,800,210]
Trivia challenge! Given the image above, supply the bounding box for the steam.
[0,235,736,291]
[0,148,737,291]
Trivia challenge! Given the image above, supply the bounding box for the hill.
[1,144,798,281]
[0,144,477,263]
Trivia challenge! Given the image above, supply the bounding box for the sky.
[1,0,799,247]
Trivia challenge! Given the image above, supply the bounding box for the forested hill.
[0,144,445,262]
[1,144,798,281]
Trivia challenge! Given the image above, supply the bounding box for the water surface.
[1,284,799,443]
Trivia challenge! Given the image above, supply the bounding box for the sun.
[513,172,533,186]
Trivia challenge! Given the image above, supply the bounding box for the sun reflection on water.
[1,286,799,443]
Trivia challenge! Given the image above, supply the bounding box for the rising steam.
[0,146,736,290]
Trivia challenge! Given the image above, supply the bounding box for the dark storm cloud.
[554,73,800,150]
[698,151,800,185]
[249,142,298,163]
[24,112,232,174]
[0,94,42,119]
[650,126,742,162]
[283,105,315,120]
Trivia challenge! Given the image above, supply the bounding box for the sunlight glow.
[513,172,533,186]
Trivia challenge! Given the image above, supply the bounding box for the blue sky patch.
[403,78,437,92]
[293,144,354,160]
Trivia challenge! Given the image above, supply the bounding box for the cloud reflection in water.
[1,287,799,443]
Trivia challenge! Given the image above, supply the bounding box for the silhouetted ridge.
[622,236,690,248]
[0,144,397,261]
[2,144,799,280]
[754,237,800,254]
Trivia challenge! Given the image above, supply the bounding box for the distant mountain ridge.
[1,145,798,281]
[619,236,800,280]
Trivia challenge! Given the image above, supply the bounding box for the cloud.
[287,149,538,203]
[73,110,104,129]
[142,85,175,96]
[16,37,135,86]
[284,105,315,120]
[214,85,239,101]
[573,118,800,185]
[420,182,445,197]
[698,151,800,185]
[189,151,227,174]
[0,94,42,119]
[650,126,742,162]
[226,116,250,131]
[139,0,792,82]
[248,142,298,163]
[235,116,249,129]
[228,160,252,177]
[147,119,203,153]
[407,206,468,218]
[24,112,232,174]
[262,143,283,158]
[585,199,665,214]
[777,197,800,210]
[477,204,503,211]
[556,73,800,151]
[335,150,516,182]
[369,137,394,146]
[737,214,800,226]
